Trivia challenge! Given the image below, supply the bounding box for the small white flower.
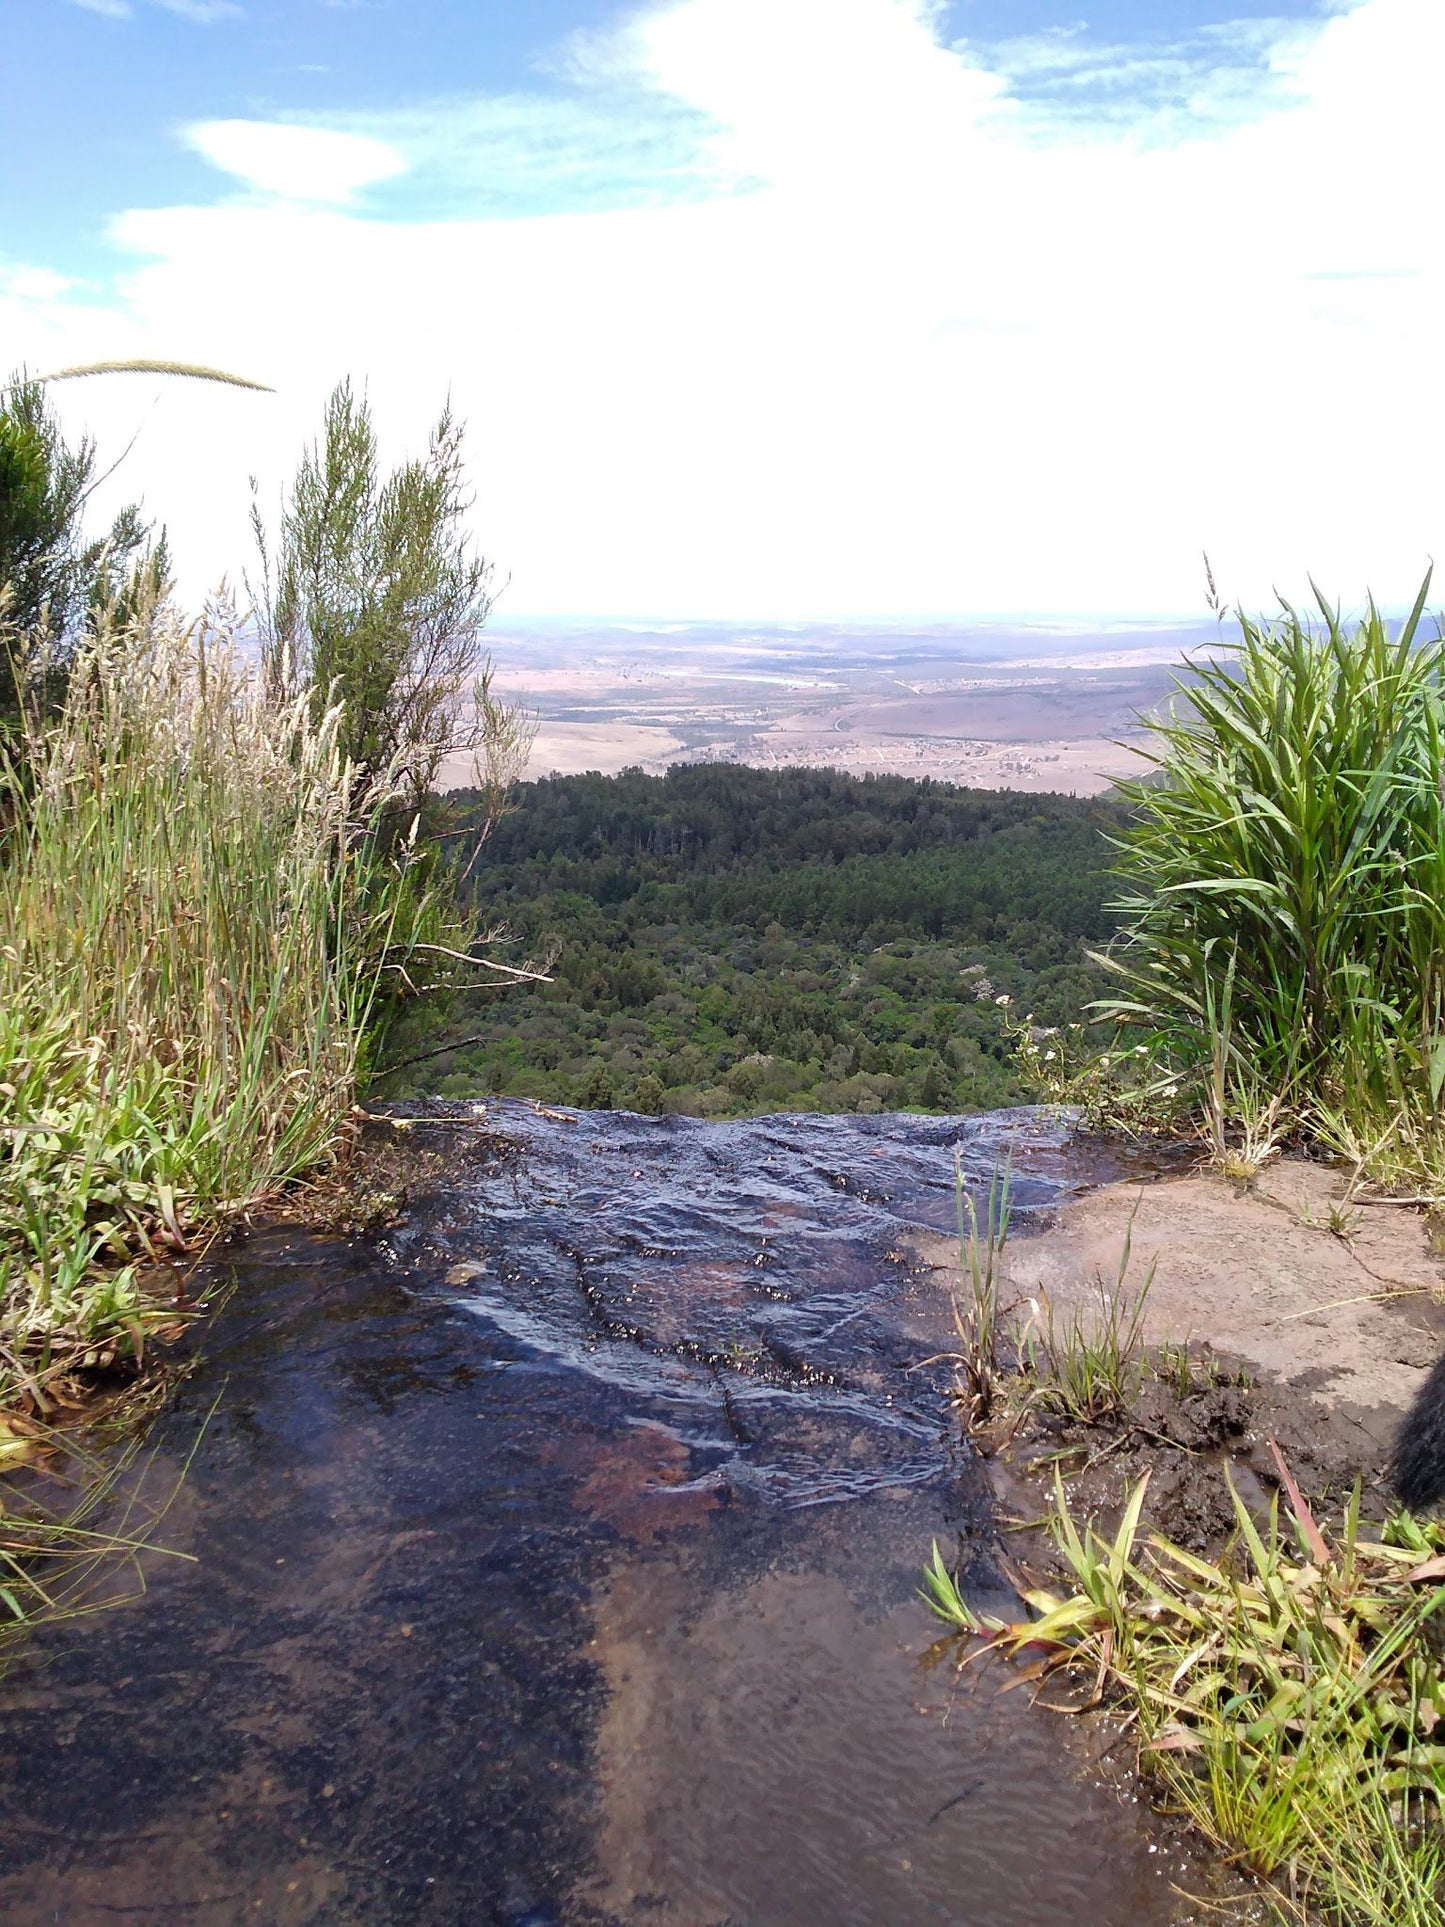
[996,993,1011,1006]
[1044,1049,1057,1062]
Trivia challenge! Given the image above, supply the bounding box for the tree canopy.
[0,372,151,717]
[255,379,506,807]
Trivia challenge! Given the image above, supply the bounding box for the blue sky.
[9,1,1343,274]
[4,0,1440,620]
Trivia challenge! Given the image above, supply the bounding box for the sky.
[2,0,1440,621]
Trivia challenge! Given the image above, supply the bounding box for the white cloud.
[325,90,725,219]
[4,266,77,302]
[184,120,407,203]
[69,0,241,18]
[156,0,241,18]
[962,16,1327,137]
[11,0,1445,620]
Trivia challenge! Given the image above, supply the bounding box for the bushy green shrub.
[1098,576,1445,1182]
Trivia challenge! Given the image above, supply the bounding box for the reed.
[0,596,417,1412]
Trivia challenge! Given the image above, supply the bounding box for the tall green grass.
[0,599,415,1410]
[1097,574,1445,1186]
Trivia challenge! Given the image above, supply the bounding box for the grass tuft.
[1017,1197,1156,1426]
[0,597,415,1412]
[951,1148,1011,1428]
[0,1412,203,1670]
[926,1468,1445,1925]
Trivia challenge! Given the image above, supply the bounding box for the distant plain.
[448,618,1221,794]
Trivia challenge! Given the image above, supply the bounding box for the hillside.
[385,764,1123,1115]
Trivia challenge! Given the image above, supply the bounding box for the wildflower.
[996,994,1011,1006]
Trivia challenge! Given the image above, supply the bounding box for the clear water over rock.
[0,1103,1196,1926]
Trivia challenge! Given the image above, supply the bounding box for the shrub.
[580,1061,615,1110]
[1097,576,1445,1184]
[0,372,153,723]
[632,1073,664,1115]
[253,378,529,814]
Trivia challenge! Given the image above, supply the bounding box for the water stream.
[0,1103,1200,1925]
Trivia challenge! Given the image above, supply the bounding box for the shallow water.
[0,1104,1200,1925]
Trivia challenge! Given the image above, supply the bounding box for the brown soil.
[985,1359,1400,1579]
[920,1151,1445,1560]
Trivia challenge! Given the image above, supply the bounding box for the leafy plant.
[925,1462,1445,1925]
[1095,576,1445,1189]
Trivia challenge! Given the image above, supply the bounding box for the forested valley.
[385,763,1124,1117]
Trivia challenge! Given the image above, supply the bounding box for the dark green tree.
[0,372,151,718]
[255,379,527,811]
[633,1072,664,1114]
[582,1060,615,1110]
[920,1060,948,1110]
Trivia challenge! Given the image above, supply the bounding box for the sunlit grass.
[0,598,414,1413]
[1020,576,1445,1190]
[926,1465,1445,1924]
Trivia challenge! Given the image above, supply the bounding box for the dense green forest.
[385,763,1124,1116]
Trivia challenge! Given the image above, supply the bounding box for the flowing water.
[0,1103,1205,1926]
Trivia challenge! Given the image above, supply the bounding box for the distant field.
[834,672,1168,740]
[440,616,1216,794]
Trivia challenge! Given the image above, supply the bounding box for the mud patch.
[985,1349,1400,1579]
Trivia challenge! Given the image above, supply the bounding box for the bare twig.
[401,940,552,983]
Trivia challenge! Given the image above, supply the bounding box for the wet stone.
[0,1103,1195,1926]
